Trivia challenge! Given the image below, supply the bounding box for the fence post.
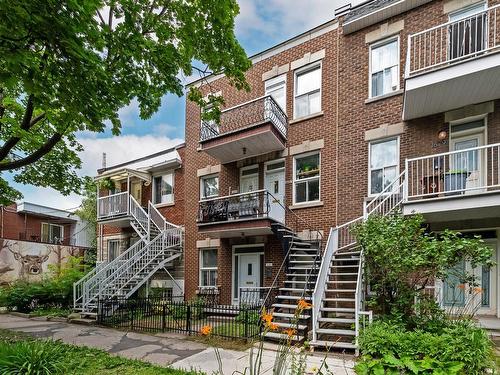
[130,302,134,330]
[162,304,166,332]
[186,304,191,335]
[244,307,249,342]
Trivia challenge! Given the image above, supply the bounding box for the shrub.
[0,339,67,374]
[0,257,86,313]
[356,319,494,375]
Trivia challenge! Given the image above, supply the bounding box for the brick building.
[78,0,500,349]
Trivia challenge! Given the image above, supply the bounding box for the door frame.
[232,244,264,304]
[239,164,259,193]
[264,159,286,222]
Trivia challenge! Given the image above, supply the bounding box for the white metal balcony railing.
[405,142,500,200]
[97,191,128,219]
[406,5,500,76]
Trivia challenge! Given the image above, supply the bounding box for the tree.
[0,0,251,204]
[354,213,494,317]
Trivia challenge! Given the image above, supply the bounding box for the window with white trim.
[369,138,399,195]
[200,249,218,287]
[200,174,219,199]
[294,64,321,118]
[107,239,120,261]
[41,223,63,244]
[293,152,320,204]
[370,38,399,98]
[265,75,286,112]
[152,173,174,205]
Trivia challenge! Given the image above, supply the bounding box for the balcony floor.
[197,217,276,238]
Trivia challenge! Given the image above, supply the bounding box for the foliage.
[356,319,494,375]
[30,307,72,318]
[0,339,67,375]
[0,329,200,375]
[354,213,493,317]
[74,176,97,256]
[0,257,86,312]
[0,0,250,203]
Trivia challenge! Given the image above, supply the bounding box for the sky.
[8,0,353,210]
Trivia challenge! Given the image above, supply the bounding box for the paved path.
[0,314,355,374]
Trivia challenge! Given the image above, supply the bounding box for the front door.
[234,252,262,304]
[450,121,485,193]
[265,161,285,222]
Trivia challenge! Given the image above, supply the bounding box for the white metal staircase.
[311,171,406,351]
[73,196,183,315]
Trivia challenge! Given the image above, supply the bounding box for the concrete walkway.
[0,314,355,374]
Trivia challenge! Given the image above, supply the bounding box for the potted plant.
[444,169,470,196]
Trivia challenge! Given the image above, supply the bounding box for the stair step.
[272,303,298,309]
[330,265,359,268]
[323,298,355,302]
[318,317,355,324]
[277,295,312,300]
[327,280,357,284]
[329,272,358,276]
[335,251,361,256]
[273,312,310,320]
[316,328,356,336]
[263,331,304,341]
[320,307,355,313]
[290,260,320,264]
[325,289,356,293]
[284,280,314,285]
[310,340,357,349]
[279,288,313,292]
[332,258,359,262]
[272,322,307,330]
[290,254,317,257]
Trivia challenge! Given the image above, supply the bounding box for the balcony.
[199,96,288,164]
[197,190,285,238]
[402,143,500,222]
[403,5,500,120]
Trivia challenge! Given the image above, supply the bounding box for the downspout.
[335,24,340,226]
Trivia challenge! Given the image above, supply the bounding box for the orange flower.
[268,322,279,331]
[473,287,483,293]
[200,325,212,336]
[457,284,466,290]
[261,308,274,326]
[283,328,296,338]
[297,299,312,310]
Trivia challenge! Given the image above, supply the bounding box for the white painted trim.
[152,172,174,206]
[200,173,219,200]
[367,136,400,197]
[292,150,321,205]
[265,74,287,114]
[231,244,265,303]
[199,248,218,288]
[293,62,322,120]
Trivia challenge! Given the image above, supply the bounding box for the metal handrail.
[407,141,500,161]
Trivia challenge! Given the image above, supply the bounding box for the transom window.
[200,174,219,199]
[41,223,63,244]
[370,38,399,98]
[294,64,321,118]
[293,152,320,204]
[153,173,174,205]
[265,75,286,112]
[200,249,218,287]
[369,138,399,195]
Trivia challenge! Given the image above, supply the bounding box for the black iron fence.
[199,95,288,142]
[97,297,263,341]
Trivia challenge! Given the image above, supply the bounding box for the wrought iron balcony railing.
[406,5,500,76]
[198,189,283,224]
[199,95,288,142]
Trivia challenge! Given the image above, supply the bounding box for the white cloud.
[13,134,183,210]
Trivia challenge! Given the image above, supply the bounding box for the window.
[41,223,63,244]
[294,64,321,118]
[370,38,399,98]
[107,239,120,261]
[369,138,399,195]
[200,249,218,287]
[293,152,320,204]
[200,102,219,140]
[265,75,286,112]
[448,3,487,59]
[200,174,219,199]
[153,173,173,205]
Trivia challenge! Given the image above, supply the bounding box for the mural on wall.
[0,238,83,284]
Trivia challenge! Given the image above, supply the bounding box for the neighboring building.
[75,0,500,351]
[0,202,92,284]
[73,144,186,313]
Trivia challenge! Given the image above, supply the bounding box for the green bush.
[0,257,86,313]
[356,319,494,375]
[0,339,67,374]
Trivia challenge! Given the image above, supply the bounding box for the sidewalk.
[0,314,355,374]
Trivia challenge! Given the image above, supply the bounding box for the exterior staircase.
[311,171,406,352]
[264,223,322,342]
[73,196,183,315]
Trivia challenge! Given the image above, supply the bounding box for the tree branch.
[96,10,106,26]
[0,132,63,171]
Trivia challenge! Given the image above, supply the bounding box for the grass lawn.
[0,329,202,375]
